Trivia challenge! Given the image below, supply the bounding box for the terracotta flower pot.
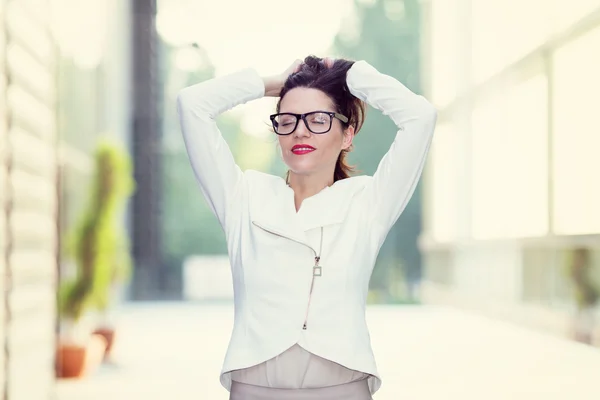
[56,333,107,378]
[93,327,116,360]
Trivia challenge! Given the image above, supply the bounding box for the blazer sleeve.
[176,68,265,228]
[347,61,437,232]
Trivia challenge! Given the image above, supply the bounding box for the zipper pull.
[313,256,322,277]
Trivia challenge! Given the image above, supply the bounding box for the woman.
[177,56,437,399]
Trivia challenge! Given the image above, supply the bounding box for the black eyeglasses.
[269,111,349,135]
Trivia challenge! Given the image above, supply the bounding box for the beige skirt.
[230,344,370,388]
[229,378,373,400]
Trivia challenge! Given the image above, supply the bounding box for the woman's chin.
[286,164,317,177]
[285,159,316,173]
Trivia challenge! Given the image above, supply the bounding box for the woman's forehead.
[279,87,335,113]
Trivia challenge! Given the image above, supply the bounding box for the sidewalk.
[55,302,600,400]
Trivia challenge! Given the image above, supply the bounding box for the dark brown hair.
[277,55,366,182]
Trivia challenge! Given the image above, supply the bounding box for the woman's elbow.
[415,95,437,117]
[418,98,437,129]
[418,100,437,138]
[176,87,194,110]
[176,86,212,119]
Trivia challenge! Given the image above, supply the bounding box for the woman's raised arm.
[177,60,302,228]
[347,61,437,233]
[177,68,265,228]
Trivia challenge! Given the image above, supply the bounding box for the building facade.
[1,0,136,398]
[1,0,59,398]
[420,0,600,338]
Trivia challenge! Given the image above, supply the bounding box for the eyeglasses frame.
[269,111,350,135]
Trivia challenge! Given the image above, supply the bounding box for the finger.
[292,59,303,73]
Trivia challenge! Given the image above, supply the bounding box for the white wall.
[421,0,600,318]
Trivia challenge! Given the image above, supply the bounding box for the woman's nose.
[293,119,311,138]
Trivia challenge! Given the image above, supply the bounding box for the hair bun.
[300,55,328,74]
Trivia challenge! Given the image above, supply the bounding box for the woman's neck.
[288,171,334,212]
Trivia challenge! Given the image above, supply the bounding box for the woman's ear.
[342,125,355,150]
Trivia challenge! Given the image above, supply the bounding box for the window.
[471,74,549,239]
[552,25,600,235]
[430,0,461,107]
[471,0,550,84]
[550,0,600,35]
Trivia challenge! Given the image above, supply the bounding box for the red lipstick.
[291,144,316,155]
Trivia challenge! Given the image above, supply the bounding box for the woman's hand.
[263,59,303,97]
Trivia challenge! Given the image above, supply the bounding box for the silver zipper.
[303,227,323,330]
[251,221,323,331]
[251,221,316,253]
[302,255,319,330]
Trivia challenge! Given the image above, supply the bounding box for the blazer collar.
[251,176,367,250]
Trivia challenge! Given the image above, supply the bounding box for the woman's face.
[277,87,353,178]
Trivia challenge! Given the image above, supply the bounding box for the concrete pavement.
[55,302,600,400]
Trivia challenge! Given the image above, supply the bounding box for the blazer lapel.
[298,177,369,232]
[251,183,312,250]
[250,175,369,249]
[297,188,348,232]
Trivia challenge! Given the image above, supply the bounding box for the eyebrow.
[277,109,337,114]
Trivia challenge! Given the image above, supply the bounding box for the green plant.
[59,139,135,321]
[568,248,600,310]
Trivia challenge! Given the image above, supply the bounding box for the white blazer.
[177,60,437,394]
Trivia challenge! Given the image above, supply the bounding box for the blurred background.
[1,0,600,399]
